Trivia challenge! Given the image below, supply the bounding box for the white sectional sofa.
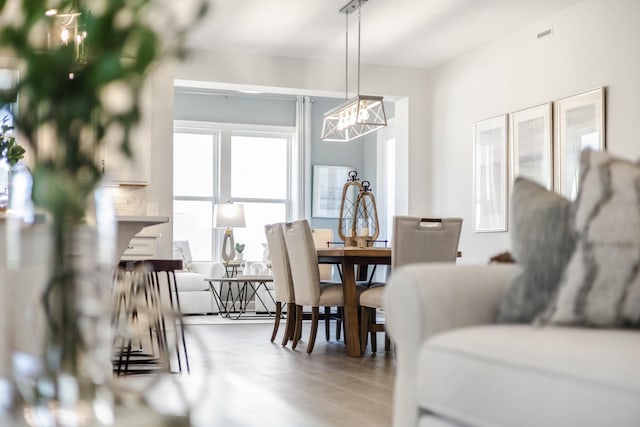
[174,261,225,314]
[172,241,226,314]
[384,264,640,427]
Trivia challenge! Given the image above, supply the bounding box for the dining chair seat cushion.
[360,286,385,308]
[317,283,346,307]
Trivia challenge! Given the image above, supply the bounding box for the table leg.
[341,257,361,357]
[250,282,274,316]
[208,282,230,318]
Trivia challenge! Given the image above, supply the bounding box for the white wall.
[148,50,429,257]
[427,0,640,264]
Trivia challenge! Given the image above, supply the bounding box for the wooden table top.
[317,247,392,267]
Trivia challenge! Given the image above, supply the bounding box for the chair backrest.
[264,223,295,304]
[392,216,463,269]
[283,219,321,306]
[312,228,334,281]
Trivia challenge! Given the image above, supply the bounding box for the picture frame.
[312,165,352,218]
[473,115,508,233]
[509,102,553,190]
[555,87,605,199]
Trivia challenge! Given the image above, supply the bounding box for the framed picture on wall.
[555,87,605,199]
[473,115,508,233]
[312,165,352,218]
[509,102,553,190]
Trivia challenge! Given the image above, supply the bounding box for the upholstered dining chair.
[264,222,296,346]
[311,228,335,282]
[312,227,348,340]
[283,219,361,354]
[359,216,463,353]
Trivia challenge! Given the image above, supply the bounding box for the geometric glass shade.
[321,95,387,142]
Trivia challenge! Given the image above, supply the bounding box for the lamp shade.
[214,203,246,228]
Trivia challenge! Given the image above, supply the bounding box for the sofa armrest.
[383,263,519,427]
[189,261,226,278]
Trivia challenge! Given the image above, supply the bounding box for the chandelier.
[321,0,387,142]
[46,0,88,66]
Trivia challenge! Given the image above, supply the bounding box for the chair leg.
[271,301,282,343]
[370,333,378,353]
[367,307,378,353]
[324,306,331,341]
[307,306,320,354]
[292,305,303,350]
[360,306,369,354]
[282,303,295,346]
[384,333,391,352]
[336,307,342,341]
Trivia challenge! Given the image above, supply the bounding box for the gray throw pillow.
[541,149,640,327]
[496,177,576,323]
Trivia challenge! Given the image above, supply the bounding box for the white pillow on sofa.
[173,240,193,271]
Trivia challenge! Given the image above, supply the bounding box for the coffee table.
[206,275,277,319]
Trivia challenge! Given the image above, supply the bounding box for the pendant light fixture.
[46,0,88,66]
[321,0,387,142]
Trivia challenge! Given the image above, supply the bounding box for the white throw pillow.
[172,240,193,271]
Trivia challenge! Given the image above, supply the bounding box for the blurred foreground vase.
[9,176,117,426]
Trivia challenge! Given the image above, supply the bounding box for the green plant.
[235,243,246,253]
[0,135,25,166]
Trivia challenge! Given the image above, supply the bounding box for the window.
[173,121,297,261]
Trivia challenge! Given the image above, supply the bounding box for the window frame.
[173,120,297,260]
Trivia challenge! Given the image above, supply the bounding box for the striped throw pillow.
[542,149,640,327]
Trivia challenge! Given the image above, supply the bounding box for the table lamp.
[214,202,246,262]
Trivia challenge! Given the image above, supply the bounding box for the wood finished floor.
[183,319,395,427]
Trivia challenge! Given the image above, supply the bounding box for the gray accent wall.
[174,90,296,126]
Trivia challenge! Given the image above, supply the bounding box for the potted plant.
[0,121,26,211]
[235,243,246,261]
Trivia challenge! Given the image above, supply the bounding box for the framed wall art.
[312,165,352,218]
[555,87,605,199]
[509,102,553,190]
[473,115,508,232]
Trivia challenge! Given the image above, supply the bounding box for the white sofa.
[174,261,225,315]
[171,241,227,315]
[384,263,640,427]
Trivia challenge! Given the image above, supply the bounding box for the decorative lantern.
[352,180,380,247]
[338,170,362,247]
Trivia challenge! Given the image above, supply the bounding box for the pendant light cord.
[345,12,349,100]
[357,0,361,96]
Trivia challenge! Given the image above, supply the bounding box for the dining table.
[316,247,392,357]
